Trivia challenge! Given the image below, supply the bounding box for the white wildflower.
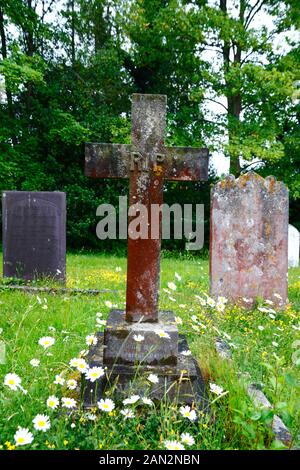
[97,398,115,412]
[33,414,51,432]
[38,336,55,349]
[14,427,34,446]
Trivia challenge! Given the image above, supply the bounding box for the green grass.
[0,252,299,450]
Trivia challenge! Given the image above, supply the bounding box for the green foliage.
[0,254,299,449]
[0,0,299,248]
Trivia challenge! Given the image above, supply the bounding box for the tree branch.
[241,160,264,172]
[204,97,228,111]
[245,0,266,30]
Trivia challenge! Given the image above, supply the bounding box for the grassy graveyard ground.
[0,252,299,450]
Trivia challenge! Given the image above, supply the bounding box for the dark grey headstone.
[2,191,66,281]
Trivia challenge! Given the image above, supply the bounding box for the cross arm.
[164,147,209,181]
[85,143,131,179]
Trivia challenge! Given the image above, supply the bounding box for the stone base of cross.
[83,94,209,407]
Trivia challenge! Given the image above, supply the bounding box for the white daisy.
[47,395,59,409]
[181,350,192,356]
[86,334,98,346]
[142,397,154,406]
[218,296,228,304]
[179,405,197,421]
[32,414,51,432]
[133,334,145,342]
[272,341,279,347]
[105,301,113,308]
[258,307,269,313]
[115,267,122,272]
[69,357,80,368]
[167,282,177,291]
[120,408,135,419]
[175,316,183,325]
[85,412,97,421]
[67,379,78,390]
[209,383,224,396]
[38,336,55,349]
[96,319,107,327]
[85,366,105,383]
[14,427,34,446]
[258,325,264,331]
[76,358,88,373]
[29,358,40,367]
[97,398,115,412]
[181,432,195,446]
[4,373,22,391]
[123,395,140,405]
[155,330,170,339]
[54,374,65,386]
[165,440,185,450]
[147,374,159,384]
[216,302,225,313]
[206,297,216,307]
[62,397,77,409]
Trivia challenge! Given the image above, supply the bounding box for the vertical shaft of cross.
[125,94,166,322]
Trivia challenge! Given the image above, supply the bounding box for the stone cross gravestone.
[210,173,289,307]
[84,94,209,405]
[288,224,299,268]
[2,191,66,282]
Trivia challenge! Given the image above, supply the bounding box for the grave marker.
[210,173,289,307]
[288,224,299,268]
[84,94,209,405]
[2,191,66,282]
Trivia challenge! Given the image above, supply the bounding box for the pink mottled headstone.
[210,172,289,307]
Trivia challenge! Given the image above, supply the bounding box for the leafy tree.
[0,0,299,250]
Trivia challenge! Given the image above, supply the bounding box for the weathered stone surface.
[83,94,209,407]
[210,172,288,307]
[215,337,232,360]
[216,334,293,447]
[84,333,209,409]
[288,224,299,268]
[247,384,292,446]
[2,191,66,281]
[103,310,179,366]
[85,94,209,322]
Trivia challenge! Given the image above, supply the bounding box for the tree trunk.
[220,0,243,176]
[0,6,17,145]
[71,0,75,65]
[24,0,35,56]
